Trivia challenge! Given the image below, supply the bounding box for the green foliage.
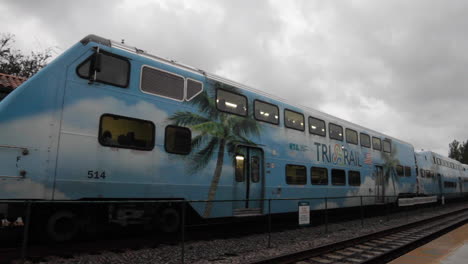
[168,86,260,174]
[168,82,261,217]
[448,139,468,164]
[0,33,51,78]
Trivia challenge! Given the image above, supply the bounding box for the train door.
[233,146,264,215]
[459,177,463,195]
[375,165,385,203]
[437,173,443,198]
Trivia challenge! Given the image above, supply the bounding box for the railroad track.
[250,208,468,264]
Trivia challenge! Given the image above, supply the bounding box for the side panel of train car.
[415,151,466,198]
[0,35,426,227]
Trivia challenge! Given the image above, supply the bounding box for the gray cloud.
[2,0,467,156]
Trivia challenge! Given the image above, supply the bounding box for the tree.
[0,33,51,78]
[169,82,261,217]
[461,141,468,164]
[448,140,462,161]
[448,139,468,164]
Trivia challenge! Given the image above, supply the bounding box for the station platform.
[389,223,468,264]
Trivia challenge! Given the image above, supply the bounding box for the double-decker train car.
[0,35,466,241]
[415,151,466,198]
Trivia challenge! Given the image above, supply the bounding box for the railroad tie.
[310,257,333,263]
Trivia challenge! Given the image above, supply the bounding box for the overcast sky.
[1,0,467,157]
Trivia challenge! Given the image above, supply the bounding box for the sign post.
[298,201,310,226]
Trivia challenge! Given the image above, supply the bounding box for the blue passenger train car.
[415,151,466,198]
[0,35,465,240]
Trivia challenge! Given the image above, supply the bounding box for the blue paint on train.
[0,35,466,220]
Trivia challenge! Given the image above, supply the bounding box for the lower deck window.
[404,166,411,177]
[396,165,404,176]
[311,167,328,185]
[444,181,457,188]
[331,169,346,186]
[165,126,191,154]
[348,171,361,186]
[286,165,307,185]
[99,114,154,150]
[235,155,245,182]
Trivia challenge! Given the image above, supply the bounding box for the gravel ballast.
[20,202,468,264]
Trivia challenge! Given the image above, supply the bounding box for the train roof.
[416,150,468,170]
[80,34,413,147]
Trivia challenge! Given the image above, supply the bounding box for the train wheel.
[46,211,79,242]
[158,207,181,233]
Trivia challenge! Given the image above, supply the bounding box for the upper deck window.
[186,79,203,101]
[254,100,279,125]
[329,123,343,141]
[284,109,305,131]
[216,89,247,116]
[360,133,371,148]
[383,139,392,153]
[77,51,130,88]
[309,117,326,137]
[346,128,358,145]
[141,66,184,101]
[372,137,381,151]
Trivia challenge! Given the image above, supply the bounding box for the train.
[1,35,467,241]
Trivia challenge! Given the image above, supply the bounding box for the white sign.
[298,202,310,226]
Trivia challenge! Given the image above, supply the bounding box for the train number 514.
[87,170,106,179]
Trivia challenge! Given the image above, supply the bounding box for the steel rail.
[249,207,468,264]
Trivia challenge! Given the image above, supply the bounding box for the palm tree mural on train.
[168,82,261,217]
[380,143,400,200]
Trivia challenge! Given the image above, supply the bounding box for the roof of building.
[0,73,27,90]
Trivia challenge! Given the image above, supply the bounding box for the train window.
[309,117,326,136]
[286,164,307,185]
[165,126,191,155]
[284,109,305,131]
[444,181,456,188]
[141,66,185,101]
[346,128,358,145]
[216,89,247,116]
[348,171,361,186]
[404,166,411,177]
[99,114,154,151]
[251,156,260,183]
[372,137,381,151]
[396,165,404,176]
[186,79,203,101]
[420,169,426,178]
[235,155,245,182]
[329,123,343,141]
[383,139,391,153]
[254,100,279,125]
[433,157,436,164]
[331,169,346,186]
[427,171,433,178]
[436,158,441,165]
[77,51,130,88]
[360,133,371,148]
[311,167,328,185]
